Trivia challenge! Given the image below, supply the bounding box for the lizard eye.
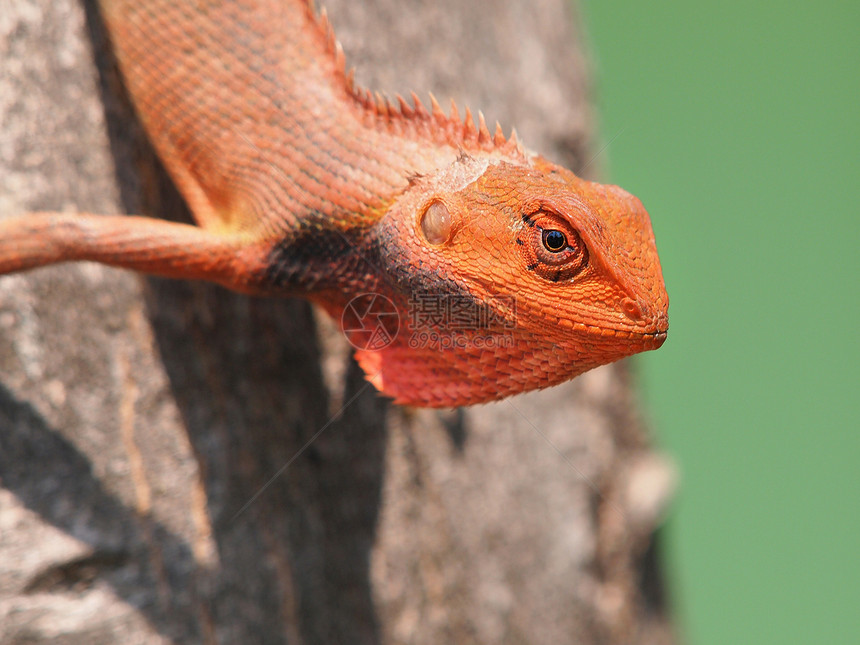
[517,211,588,282]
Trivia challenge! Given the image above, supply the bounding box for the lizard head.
[347,152,668,407]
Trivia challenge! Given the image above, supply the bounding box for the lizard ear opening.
[419,200,452,245]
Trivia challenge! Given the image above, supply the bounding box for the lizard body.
[0,0,668,407]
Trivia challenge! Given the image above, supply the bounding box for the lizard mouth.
[643,329,668,349]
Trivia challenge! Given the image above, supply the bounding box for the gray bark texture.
[0,0,677,643]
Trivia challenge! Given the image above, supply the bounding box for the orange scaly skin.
[0,0,668,407]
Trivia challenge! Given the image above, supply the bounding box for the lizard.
[0,0,668,408]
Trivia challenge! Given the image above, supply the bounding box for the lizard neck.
[100,0,519,242]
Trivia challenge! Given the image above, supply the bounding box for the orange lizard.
[0,0,668,407]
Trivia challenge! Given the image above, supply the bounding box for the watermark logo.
[408,293,517,350]
[341,293,400,350]
[408,293,516,331]
[342,292,517,352]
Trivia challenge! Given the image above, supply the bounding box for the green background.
[582,1,859,643]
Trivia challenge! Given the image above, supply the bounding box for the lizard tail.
[0,213,269,294]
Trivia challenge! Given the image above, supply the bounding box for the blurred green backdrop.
[582,1,859,643]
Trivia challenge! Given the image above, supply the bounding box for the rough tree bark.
[0,1,676,643]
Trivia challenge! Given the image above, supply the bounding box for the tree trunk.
[0,1,676,643]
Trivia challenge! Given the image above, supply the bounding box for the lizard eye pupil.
[542,229,567,252]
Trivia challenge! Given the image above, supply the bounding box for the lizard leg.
[0,213,271,294]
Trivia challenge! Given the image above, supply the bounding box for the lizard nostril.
[621,297,643,321]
